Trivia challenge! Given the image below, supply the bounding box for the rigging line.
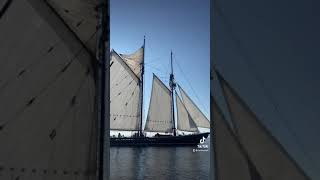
[144,57,164,65]
[215,2,319,170]
[173,54,210,116]
[144,64,165,73]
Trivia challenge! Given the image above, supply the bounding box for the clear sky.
[213,0,320,178]
[110,0,210,126]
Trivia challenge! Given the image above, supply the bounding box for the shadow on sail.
[0,0,106,179]
[212,68,311,179]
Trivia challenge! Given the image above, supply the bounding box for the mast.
[139,36,145,136]
[170,51,177,136]
[98,0,108,179]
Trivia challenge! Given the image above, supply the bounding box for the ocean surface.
[110,145,210,180]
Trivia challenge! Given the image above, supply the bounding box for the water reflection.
[110,146,209,180]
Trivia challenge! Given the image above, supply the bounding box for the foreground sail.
[216,71,311,180]
[0,0,99,179]
[178,85,210,128]
[212,96,261,180]
[145,74,173,133]
[110,50,141,131]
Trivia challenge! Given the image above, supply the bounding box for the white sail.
[212,96,260,180]
[176,92,198,132]
[145,74,173,133]
[178,85,210,128]
[217,71,311,180]
[110,50,141,131]
[0,0,98,179]
[120,47,144,79]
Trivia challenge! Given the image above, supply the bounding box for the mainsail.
[0,0,99,179]
[211,96,261,180]
[176,92,198,132]
[110,50,141,131]
[178,85,210,128]
[216,70,311,180]
[145,74,173,132]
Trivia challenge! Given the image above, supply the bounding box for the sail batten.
[216,70,311,180]
[178,85,210,128]
[145,74,173,133]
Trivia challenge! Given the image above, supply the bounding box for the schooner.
[110,38,210,146]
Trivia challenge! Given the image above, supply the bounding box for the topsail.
[119,47,144,79]
[0,0,100,179]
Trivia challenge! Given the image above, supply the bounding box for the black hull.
[110,132,210,147]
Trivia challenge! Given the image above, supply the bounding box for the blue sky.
[110,0,210,123]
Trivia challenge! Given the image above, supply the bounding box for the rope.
[173,54,210,116]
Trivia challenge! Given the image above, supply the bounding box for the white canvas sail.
[145,74,173,133]
[178,85,210,128]
[110,50,141,131]
[212,96,260,180]
[217,71,311,180]
[0,0,98,179]
[120,47,144,79]
[176,92,198,132]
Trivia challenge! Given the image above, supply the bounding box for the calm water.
[110,146,210,180]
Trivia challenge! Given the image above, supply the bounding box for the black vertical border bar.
[210,0,215,179]
[98,0,110,179]
[105,0,110,179]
